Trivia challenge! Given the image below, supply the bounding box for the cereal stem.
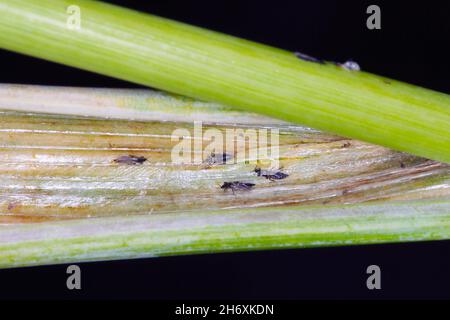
[0,1,448,162]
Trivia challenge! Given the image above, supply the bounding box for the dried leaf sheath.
[0,84,287,125]
[0,111,448,223]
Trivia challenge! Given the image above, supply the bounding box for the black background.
[0,0,449,300]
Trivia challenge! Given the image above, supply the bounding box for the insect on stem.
[221,181,256,194]
[294,52,325,64]
[254,167,289,181]
[113,155,147,165]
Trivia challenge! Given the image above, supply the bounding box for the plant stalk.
[0,108,448,223]
[1,200,450,268]
[0,83,287,125]
[0,0,448,163]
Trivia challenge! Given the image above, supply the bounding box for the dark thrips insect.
[114,155,147,165]
[294,52,325,64]
[221,181,255,193]
[204,152,232,165]
[254,167,289,180]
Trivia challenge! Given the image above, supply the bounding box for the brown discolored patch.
[335,161,445,196]
[7,202,18,211]
[0,215,71,224]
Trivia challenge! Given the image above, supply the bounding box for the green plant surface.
[1,200,450,268]
[0,1,448,163]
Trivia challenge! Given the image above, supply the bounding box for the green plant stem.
[0,1,448,163]
[1,200,450,268]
